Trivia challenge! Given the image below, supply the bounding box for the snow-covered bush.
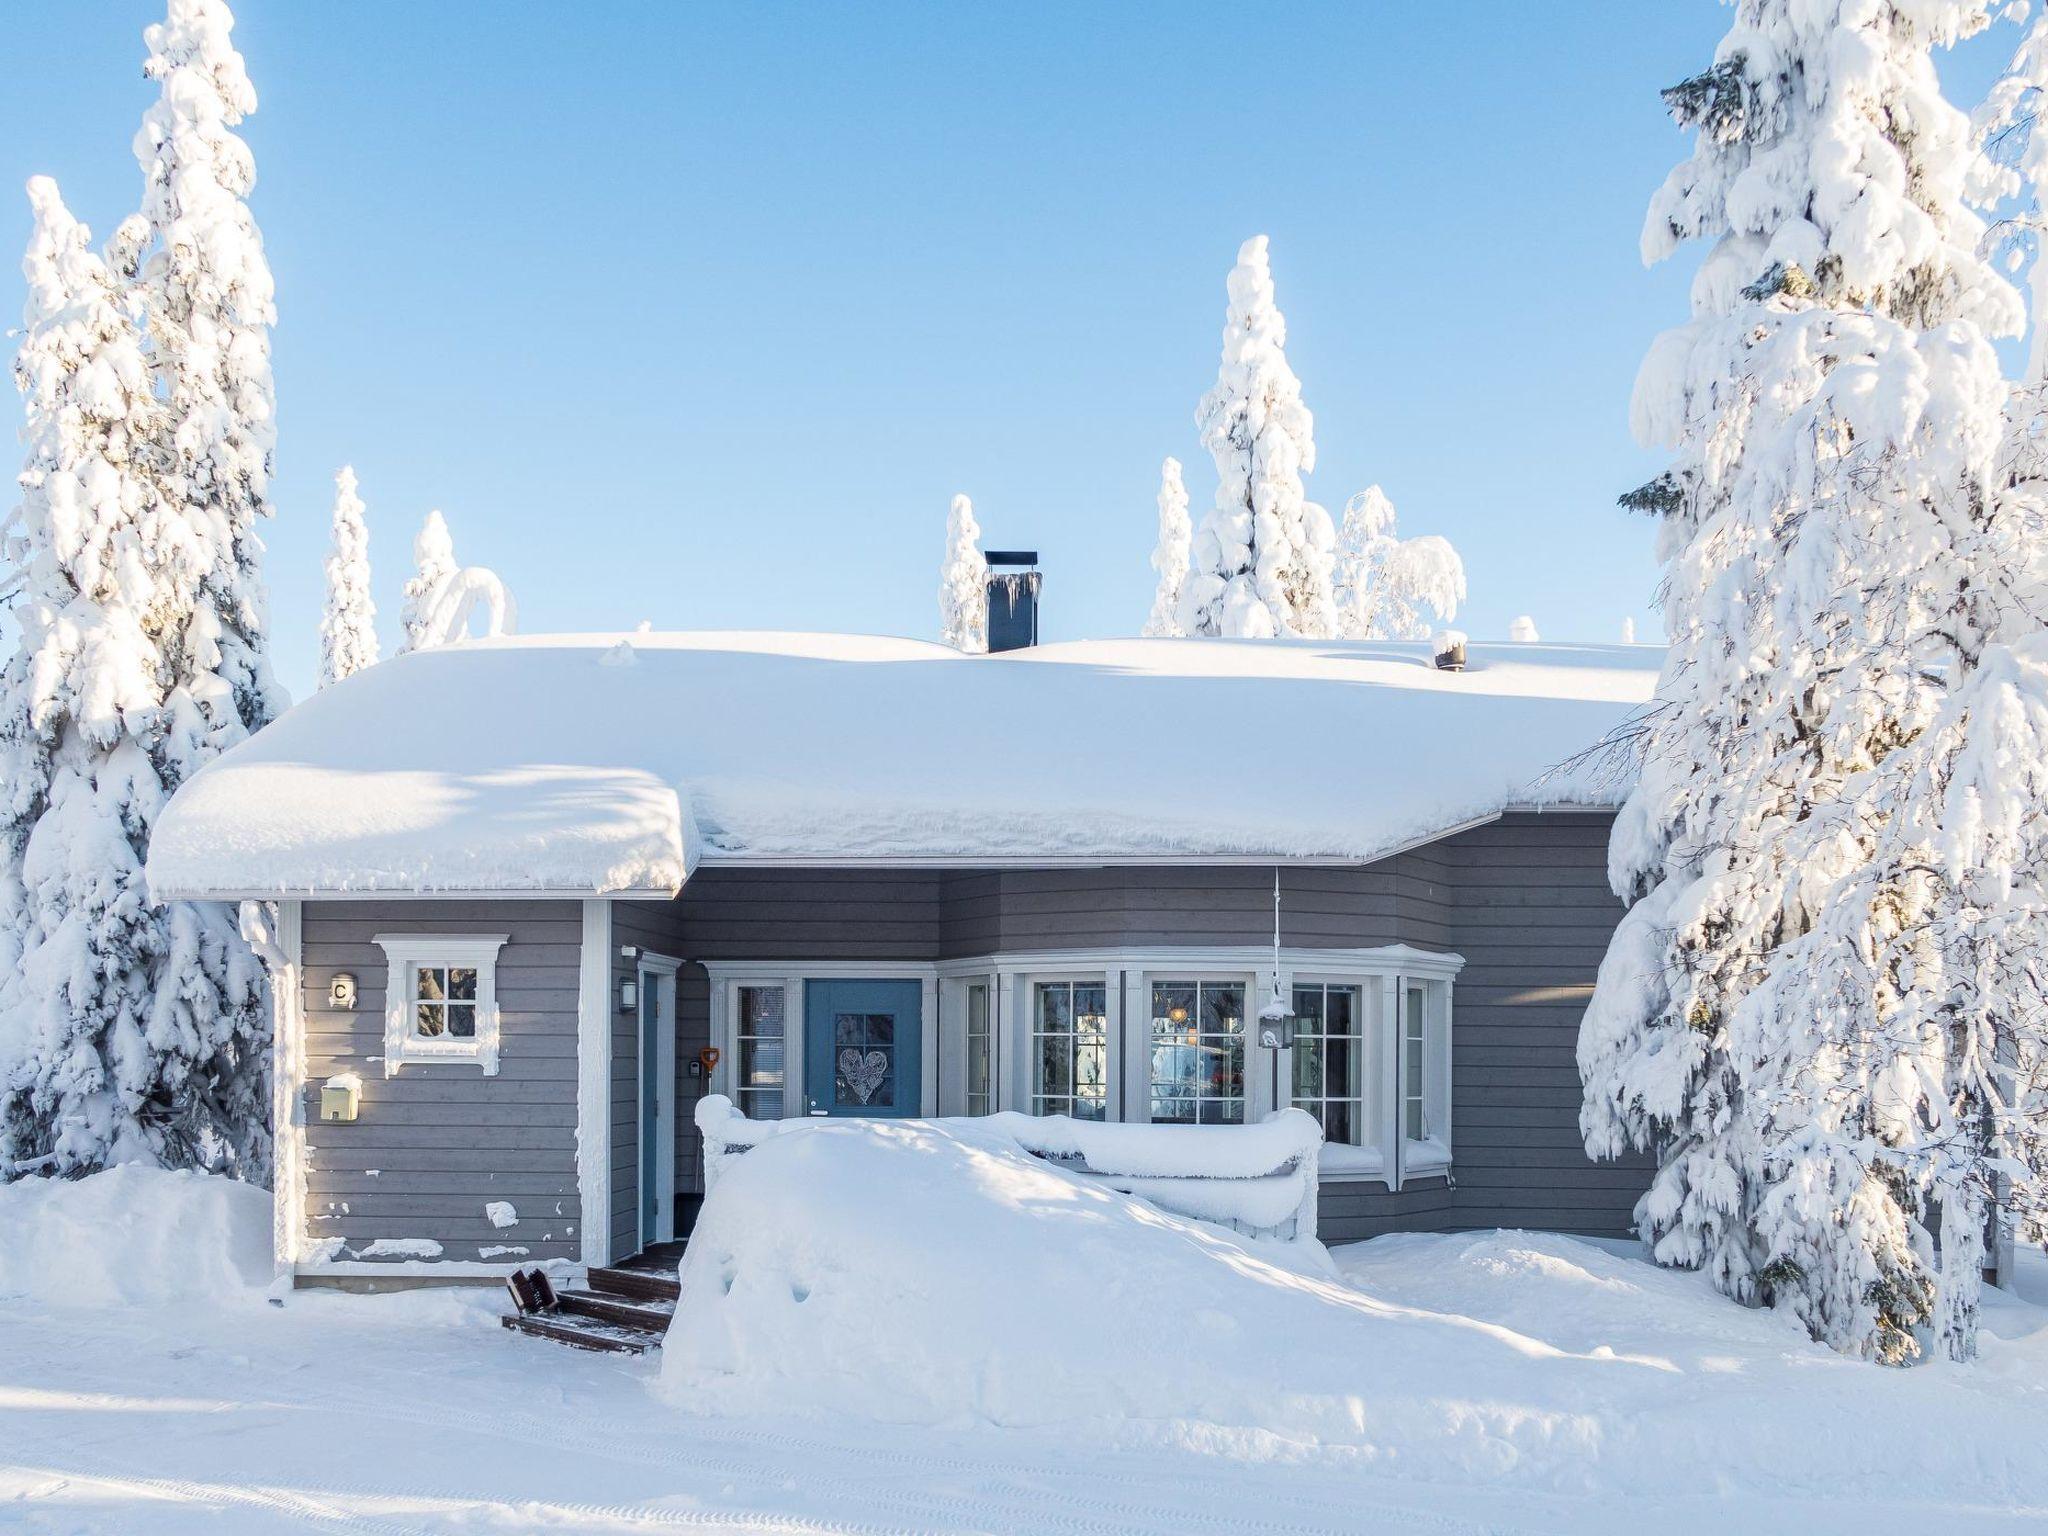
[1142,457,1190,637]
[1332,485,1465,640]
[319,466,377,686]
[398,510,515,652]
[938,494,987,653]
[1178,236,1336,639]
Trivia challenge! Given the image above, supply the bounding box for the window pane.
[415,1001,446,1037]
[1037,983,1072,1037]
[1039,1035,1072,1098]
[446,967,477,1002]
[745,1039,783,1089]
[1290,985,1324,1030]
[1152,982,1196,1040]
[1204,983,1244,1035]
[416,966,446,1003]
[445,1002,476,1039]
[1074,984,1107,1038]
[740,986,785,1038]
[1293,1038,1325,1098]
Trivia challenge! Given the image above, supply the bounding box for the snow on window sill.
[1315,1143,1388,1183]
[1403,1137,1452,1177]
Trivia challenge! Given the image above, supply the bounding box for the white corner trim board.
[241,899,304,1278]
[575,899,614,1270]
[372,933,509,1076]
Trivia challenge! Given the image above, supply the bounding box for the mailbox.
[320,1073,361,1123]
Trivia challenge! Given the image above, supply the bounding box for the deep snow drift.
[663,1116,2048,1504]
[145,631,1656,897]
[0,1165,271,1309]
[1,1163,2045,1531]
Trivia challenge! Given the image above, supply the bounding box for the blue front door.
[804,980,924,1117]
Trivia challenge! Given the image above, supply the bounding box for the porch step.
[586,1263,681,1305]
[556,1287,675,1332]
[499,1310,657,1356]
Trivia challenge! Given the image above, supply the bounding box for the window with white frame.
[1031,979,1108,1119]
[1401,976,1452,1174]
[374,934,508,1076]
[1148,979,1245,1124]
[965,980,993,1116]
[736,984,787,1120]
[1291,981,1369,1145]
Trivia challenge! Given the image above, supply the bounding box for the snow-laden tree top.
[1180,236,1336,639]
[147,631,1657,898]
[938,494,987,653]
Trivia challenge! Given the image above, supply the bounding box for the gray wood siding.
[297,812,1649,1263]
[936,862,1450,955]
[299,899,584,1265]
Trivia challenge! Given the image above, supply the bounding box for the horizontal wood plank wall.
[298,899,584,1265]
[1436,810,1654,1239]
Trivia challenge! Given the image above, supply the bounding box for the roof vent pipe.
[1432,629,1467,672]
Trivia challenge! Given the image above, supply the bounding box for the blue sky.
[0,3,2020,698]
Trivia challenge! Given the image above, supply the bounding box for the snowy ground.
[3,1170,2046,1534]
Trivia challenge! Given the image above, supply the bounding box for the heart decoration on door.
[838,1048,889,1105]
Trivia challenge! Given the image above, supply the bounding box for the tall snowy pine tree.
[318,466,377,687]
[1177,237,1336,639]
[0,178,268,1176]
[1142,457,1190,638]
[1579,0,2025,1361]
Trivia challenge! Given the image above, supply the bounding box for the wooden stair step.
[500,1310,655,1356]
[586,1264,680,1304]
[556,1288,674,1332]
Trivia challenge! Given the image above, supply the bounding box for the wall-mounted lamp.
[619,977,638,1013]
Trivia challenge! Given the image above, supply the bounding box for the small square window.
[376,936,507,1076]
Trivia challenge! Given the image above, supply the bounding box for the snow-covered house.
[148,631,1658,1286]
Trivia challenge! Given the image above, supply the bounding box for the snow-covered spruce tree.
[1621,617,1636,644]
[133,0,286,732]
[1331,485,1465,641]
[1177,237,1336,639]
[0,179,268,1178]
[1579,0,2024,1361]
[398,510,457,654]
[939,493,988,653]
[1143,457,1190,637]
[318,466,376,687]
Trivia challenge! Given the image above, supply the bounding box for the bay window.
[1399,976,1452,1175]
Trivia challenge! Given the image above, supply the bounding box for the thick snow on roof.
[148,631,1657,898]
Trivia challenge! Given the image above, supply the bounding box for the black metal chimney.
[985,551,1041,652]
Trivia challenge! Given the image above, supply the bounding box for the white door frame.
[638,952,681,1247]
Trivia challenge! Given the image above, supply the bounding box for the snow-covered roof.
[146,631,1659,899]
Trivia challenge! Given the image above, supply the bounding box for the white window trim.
[699,945,1460,1189]
[702,961,940,1118]
[637,951,682,1247]
[1019,971,1117,1122]
[374,934,509,1076]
